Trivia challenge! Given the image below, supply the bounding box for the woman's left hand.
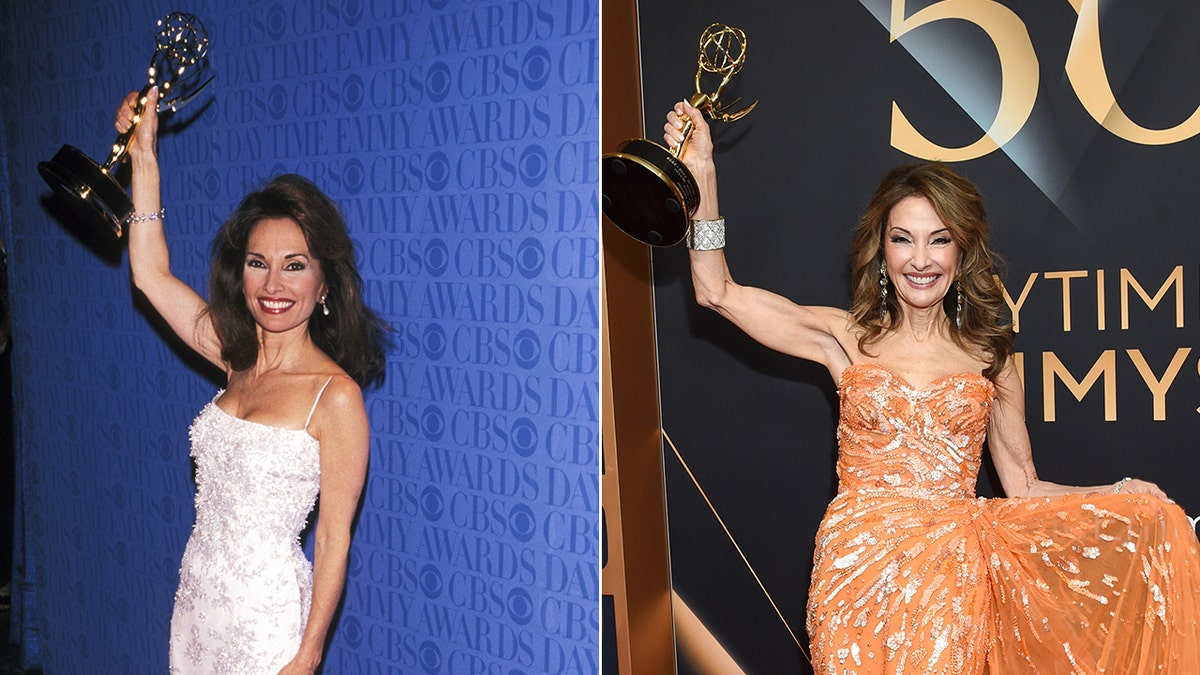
[116,86,159,164]
[276,653,320,675]
[1116,477,1172,502]
[665,99,714,176]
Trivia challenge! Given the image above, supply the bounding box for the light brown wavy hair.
[848,163,1014,381]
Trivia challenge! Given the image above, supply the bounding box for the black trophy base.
[38,144,132,238]
[601,139,699,246]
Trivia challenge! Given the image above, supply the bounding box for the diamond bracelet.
[686,218,725,251]
[125,208,165,225]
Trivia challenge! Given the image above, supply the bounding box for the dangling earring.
[320,294,330,317]
[955,280,964,329]
[878,260,889,322]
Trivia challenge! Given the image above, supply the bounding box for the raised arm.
[280,375,369,674]
[118,87,222,367]
[986,358,1169,499]
[664,100,853,371]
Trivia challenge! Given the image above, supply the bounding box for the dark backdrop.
[638,1,1200,672]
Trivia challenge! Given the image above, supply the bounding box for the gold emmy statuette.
[39,12,213,237]
[602,23,757,246]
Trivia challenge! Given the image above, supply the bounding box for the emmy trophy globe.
[38,12,213,238]
[602,23,757,246]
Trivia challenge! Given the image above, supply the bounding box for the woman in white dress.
[116,86,387,674]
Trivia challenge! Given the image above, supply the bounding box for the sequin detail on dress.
[168,387,324,674]
[807,362,1200,674]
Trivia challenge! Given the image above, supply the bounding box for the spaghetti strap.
[304,376,336,430]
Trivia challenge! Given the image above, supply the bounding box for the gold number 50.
[1065,0,1200,145]
[891,0,1199,160]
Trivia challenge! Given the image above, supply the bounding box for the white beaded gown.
[168,379,331,673]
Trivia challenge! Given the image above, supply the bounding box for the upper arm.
[135,274,224,368]
[310,376,370,542]
[733,286,853,365]
[986,359,1039,496]
[707,278,854,369]
[688,249,854,371]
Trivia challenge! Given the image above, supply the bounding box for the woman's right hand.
[664,99,715,176]
[115,86,159,164]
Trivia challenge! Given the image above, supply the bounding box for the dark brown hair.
[848,163,1013,380]
[206,174,387,387]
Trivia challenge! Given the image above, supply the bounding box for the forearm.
[119,86,171,291]
[689,248,734,309]
[1023,479,1116,497]
[1025,476,1154,498]
[998,462,1136,498]
[293,535,351,667]
[686,160,735,307]
[691,160,719,221]
[127,147,171,291]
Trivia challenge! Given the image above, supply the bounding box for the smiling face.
[241,217,326,334]
[882,195,960,315]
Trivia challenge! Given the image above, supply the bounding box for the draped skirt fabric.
[807,491,1200,674]
[811,364,1200,674]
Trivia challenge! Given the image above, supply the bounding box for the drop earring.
[955,280,964,329]
[879,260,889,322]
[320,294,330,317]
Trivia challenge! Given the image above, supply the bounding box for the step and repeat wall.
[639,1,1200,673]
[0,1,598,672]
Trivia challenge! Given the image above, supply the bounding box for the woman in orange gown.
[663,99,1200,674]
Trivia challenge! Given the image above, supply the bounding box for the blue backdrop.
[0,1,598,672]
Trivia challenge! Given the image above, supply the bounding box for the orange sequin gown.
[806,363,1200,674]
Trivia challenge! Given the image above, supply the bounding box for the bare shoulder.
[816,305,856,329]
[826,309,867,356]
[990,355,1023,399]
[813,308,859,374]
[316,373,365,415]
[309,373,367,443]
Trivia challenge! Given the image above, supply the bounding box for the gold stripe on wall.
[600,0,676,671]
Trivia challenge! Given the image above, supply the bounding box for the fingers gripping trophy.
[39,12,213,238]
[602,23,757,246]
